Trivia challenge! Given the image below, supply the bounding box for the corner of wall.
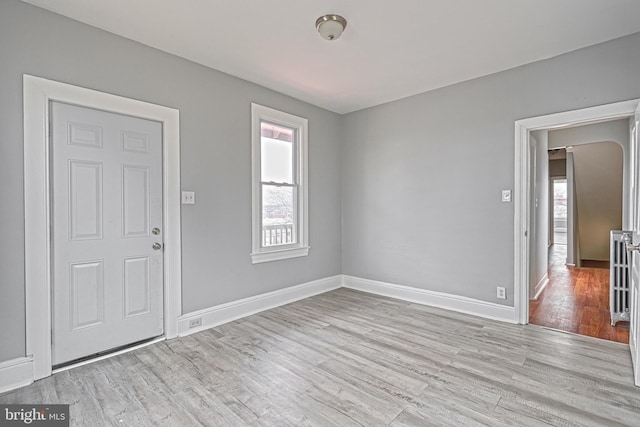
[177,275,342,336]
[342,275,518,324]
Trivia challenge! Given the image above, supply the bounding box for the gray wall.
[0,0,342,363]
[572,142,623,261]
[548,119,630,149]
[3,0,640,365]
[549,159,567,178]
[341,31,640,306]
[549,118,630,228]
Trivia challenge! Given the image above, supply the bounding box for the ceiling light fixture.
[316,14,347,41]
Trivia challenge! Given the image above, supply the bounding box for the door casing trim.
[24,75,182,380]
[514,99,639,325]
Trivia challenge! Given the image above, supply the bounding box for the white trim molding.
[514,99,639,324]
[4,272,527,394]
[0,357,33,394]
[23,75,182,381]
[342,275,518,324]
[178,275,342,336]
[533,273,550,300]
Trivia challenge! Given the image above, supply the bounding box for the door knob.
[152,227,161,235]
[626,243,640,252]
[152,242,163,250]
[622,233,640,252]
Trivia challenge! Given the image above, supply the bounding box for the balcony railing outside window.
[263,223,295,246]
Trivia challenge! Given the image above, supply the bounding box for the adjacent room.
[529,121,632,343]
[2,0,640,425]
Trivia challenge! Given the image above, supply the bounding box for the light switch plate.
[182,191,195,205]
[501,190,512,203]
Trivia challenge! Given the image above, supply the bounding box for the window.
[251,103,309,263]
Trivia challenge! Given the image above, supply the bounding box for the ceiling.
[21,0,640,114]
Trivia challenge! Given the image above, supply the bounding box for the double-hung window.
[251,103,309,263]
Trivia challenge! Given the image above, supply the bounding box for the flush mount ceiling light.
[316,14,347,41]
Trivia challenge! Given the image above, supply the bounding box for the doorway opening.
[533,135,628,341]
[23,75,182,382]
[527,124,628,342]
[514,99,639,329]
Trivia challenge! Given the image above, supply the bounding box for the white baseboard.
[177,275,342,336]
[1,274,520,393]
[0,357,33,394]
[342,275,517,323]
[533,273,549,300]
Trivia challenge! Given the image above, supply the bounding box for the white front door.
[630,102,640,386]
[51,101,164,366]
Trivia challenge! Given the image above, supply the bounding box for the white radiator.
[610,231,631,326]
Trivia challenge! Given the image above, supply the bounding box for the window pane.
[553,180,567,219]
[553,179,567,241]
[261,122,294,184]
[262,184,296,247]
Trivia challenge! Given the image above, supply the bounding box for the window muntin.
[251,104,308,263]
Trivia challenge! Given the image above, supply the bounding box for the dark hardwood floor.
[529,244,630,344]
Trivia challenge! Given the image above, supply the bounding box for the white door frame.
[24,75,182,380]
[514,99,639,324]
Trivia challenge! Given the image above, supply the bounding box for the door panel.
[69,261,104,329]
[122,165,150,237]
[51,101,164,366]
[123,256,151,317]
[69,161,103,240]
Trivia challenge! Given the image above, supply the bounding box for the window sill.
[251,246,310,264]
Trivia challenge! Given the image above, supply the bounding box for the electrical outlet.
[188,318,202,328]
[497,286,506,300]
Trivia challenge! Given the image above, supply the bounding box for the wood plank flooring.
[530,244,630,344]
[2,288,639,426]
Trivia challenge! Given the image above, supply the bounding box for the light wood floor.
[530,244,630,344]
[2,288,639,426]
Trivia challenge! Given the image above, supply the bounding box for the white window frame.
[251,103,309,263]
